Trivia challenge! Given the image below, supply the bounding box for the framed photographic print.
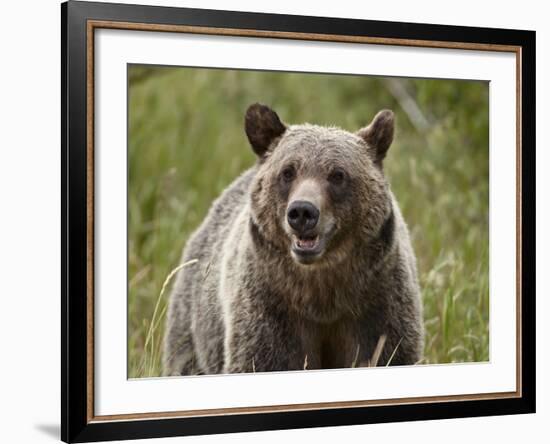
[61,1,536,442]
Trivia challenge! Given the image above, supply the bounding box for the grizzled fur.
[163,104,423,375]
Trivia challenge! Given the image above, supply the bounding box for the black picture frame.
[61,1,536,442]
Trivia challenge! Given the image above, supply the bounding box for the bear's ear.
[356,110,395,167]
[245,103,287,157]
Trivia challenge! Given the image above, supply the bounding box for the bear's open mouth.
[295,235,319,250]
[291,234,324,261]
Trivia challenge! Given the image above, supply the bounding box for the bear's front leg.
[222,297,306,373]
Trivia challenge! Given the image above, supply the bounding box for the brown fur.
[163,104,423,375]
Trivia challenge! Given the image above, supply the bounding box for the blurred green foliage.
[128,65,489,378]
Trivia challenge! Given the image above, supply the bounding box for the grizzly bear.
[163,104,423,375]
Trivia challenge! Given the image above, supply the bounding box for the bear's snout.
[287,200,320,234]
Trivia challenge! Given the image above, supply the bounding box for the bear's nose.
[287,200,320,233]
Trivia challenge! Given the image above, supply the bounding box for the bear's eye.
[281,166,296,182]
[328,169,346,185]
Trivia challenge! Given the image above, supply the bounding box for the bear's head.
[246,103,394,268]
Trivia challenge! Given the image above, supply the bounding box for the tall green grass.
[128,65,489,377]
